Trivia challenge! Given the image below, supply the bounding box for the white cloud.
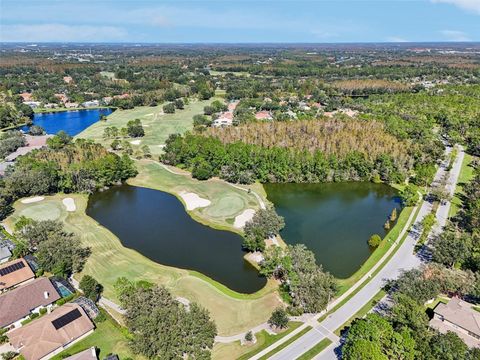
[440,29,471,41]
[386,36,408,42]
[431,0,480,14]
[0,24,128,42]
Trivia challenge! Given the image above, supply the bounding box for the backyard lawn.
[6,194,281,337]
[51,313,137,360]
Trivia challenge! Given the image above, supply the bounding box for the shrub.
[368,234,382,248]
[244,331,253,342]
[39,307,47,315]
[163,103,176,114]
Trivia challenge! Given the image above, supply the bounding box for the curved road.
[252,145,464,360]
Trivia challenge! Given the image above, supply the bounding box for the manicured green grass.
[258,326,313,360]
[6,194,281,337]
[51,312,137,360]
[130,160,262,233]
[450,153,475,217]
[337,205,415,294]
[212,322,302,360]
[296,338,333,360]
[77,98,219,157]
[334,290,386,336]
[426,296,449,310]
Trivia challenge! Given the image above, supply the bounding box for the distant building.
[81,100,100,108]
[0,277,61,329]
[430,297,480,348]
[23,101,41,109]
[19,92,33,102]
[212,111,233,127]
[63,76,73,84]
[65,102,79,109]
[54,94,69,104]
[227,100,239,112]
[8,303,95,360]
[0,258,35,292]
[255,110,273,121]
[43,103,58,109]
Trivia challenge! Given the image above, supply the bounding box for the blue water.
[22,108,113,136]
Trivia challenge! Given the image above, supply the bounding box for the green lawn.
[77,98,218,157]
[296,338,333,360]
[450,153,475,217]
[6,194,281,337]
[212,322,302,360]
[51,312,137,360]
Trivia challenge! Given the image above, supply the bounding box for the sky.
[0,0,479,43]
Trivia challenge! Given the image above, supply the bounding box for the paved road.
[261,145,463,360]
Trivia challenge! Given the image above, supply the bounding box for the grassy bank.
[5,194,281,336]
[336,205,414,294]
[212,322,302,360]
[34,106,110,114]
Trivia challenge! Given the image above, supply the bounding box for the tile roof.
[433,297,480,337]
[8,303,95,360]
[0,258,35,291]
[0,277,61,328]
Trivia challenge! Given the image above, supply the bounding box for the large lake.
[87,185,266,294]
[22,108,113,136]
[265,182,401,279]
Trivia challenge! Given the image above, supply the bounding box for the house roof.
[0,258,35,291]
[64,347,98,360]
[433,297,480,337]
[0,277,61,328]
[255,111,273,120]
[8,303,95,360]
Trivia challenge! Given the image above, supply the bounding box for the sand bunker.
[62,197,76,212]
[130,140,141,145]
[179,192,211,210]
[233,209,255,228]
[21,196,44,204]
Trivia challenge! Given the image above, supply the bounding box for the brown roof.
[64,347,97,360]
[8,303,95,360]
[0,258,35,291]
[0,277,61,328]
[433,297,480,337]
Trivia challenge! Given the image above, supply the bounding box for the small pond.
[264,182,402,279]
[86,185,266,294]
[22,108,113,136]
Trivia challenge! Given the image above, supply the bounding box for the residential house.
[65,102,79,109]
[19,93,33,102]
[64,347,97,360]
[255,110,273,121]
[8,303,95,360]
[227,100,239,112]
[212,112,233,127]
[0,277,61,329]
[430,297,480,348]
[63,76,73,84]
[81,100,100,108]
[0,258,35,292]
[54,94,69,104]
[23,101,41,109]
